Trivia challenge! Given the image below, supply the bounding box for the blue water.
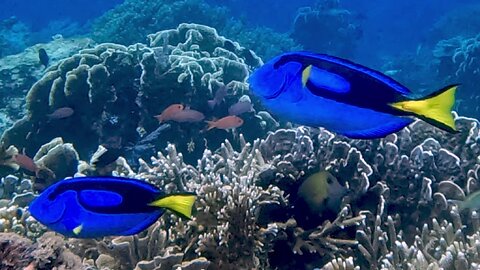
[0,0,123,30]
[1,0,477,63]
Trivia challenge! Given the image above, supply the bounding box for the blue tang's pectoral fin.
[79,190,123,209]
[340,117,414,139]
[302,65,351,95]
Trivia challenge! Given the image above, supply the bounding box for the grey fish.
[208,84,227,109]
[228,101,254,116]
[47,107,74,119]
[38,48,49,67]
[170,109,205,123]
[139,123,171,144]
[459,190,480,210]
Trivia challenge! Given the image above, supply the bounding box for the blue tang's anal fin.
[341,118,413,139]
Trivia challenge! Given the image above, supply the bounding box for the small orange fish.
[206,116,244,130]
[14,154,38,173]
[154,104,184,123]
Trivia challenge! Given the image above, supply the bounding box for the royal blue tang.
[29,176,196,238]
[248,51,458,139]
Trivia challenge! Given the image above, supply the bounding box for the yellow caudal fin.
[149,193,196,219]
[302,65,312,87]
[390,84,459,133]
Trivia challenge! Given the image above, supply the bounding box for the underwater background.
[1,0,480,269]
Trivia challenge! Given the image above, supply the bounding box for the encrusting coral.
[0,232,83,270]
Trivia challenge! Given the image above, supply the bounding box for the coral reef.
[91,0,301,61]
[433,34,480,118]
[0,36,94,133]
[1,23,269,164]
[92,0,229,45]
[222,22,302,61]
[428,4,480,45]
[291,0,362,58]
[0,232,83,270]
[28,113,475,269]
[0,110,478,269]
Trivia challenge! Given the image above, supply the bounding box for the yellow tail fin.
[149,193,196,219]
[390,84,459,133]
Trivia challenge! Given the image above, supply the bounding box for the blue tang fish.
[248,51,458,139]
[29,176,196,238]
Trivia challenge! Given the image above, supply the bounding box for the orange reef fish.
[47,107,74,119]
[14,153,38,173]
[248,51,458,139]
[154,104,184,123]
[206,115,244,130]
[169,109,205,123]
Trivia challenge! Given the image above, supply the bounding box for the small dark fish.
[91,148,123,168]
[228,101,254,115]
[29,176,196,238]
[138,124,171,145]
[170,109,205,123]
[47,107,74,120]
[208,84,227,109]
[38,48,49,67]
